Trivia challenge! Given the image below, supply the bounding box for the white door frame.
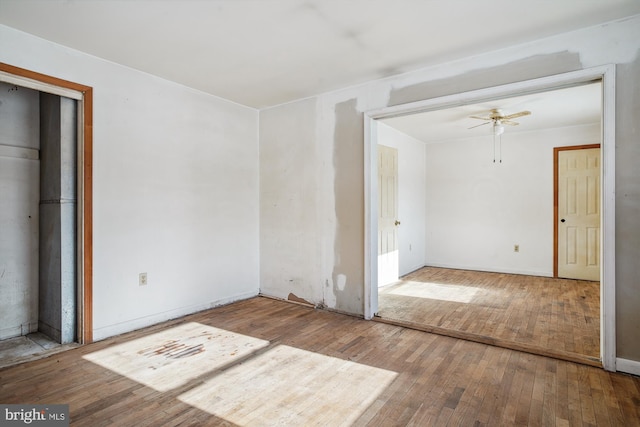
[364,65,616,371]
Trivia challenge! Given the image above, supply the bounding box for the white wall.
[0,82,40,339]
[259,98,323,304]
[377,122,426,277]
[0,25,260,340]
[3,15,640,366]
[424,124,600,276]
[375,122,600,278]
[257,15,640,366]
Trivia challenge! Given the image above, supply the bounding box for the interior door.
[556,146,601,281]
[378,145,399,287]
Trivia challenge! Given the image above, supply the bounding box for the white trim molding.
[363,114,377,320]
[364,65,616,371]
[616,358,640,377]
[0,70,83,100]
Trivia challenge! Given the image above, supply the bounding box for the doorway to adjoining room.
[369,78,607,367]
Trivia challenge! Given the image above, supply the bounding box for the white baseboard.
[92,290,258,341]
[0,325,21,341]
[0,321,39,341]
[423,262,553,278]
[616,358,640,376]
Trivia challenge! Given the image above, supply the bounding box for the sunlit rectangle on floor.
[83,322,269,392]
[387,281,480,303]
[178,344,398,426]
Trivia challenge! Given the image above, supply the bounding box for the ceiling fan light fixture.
[493,121,505,136]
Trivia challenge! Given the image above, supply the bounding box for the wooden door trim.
[0,62,93,343]
[553,144,601,278]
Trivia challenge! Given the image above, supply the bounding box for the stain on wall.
[259,98,322,305]
[389,52,583,106]
[331,99,364,315]
[614,52,640,360]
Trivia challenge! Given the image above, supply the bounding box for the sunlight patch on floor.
[83,322,269,392]
[178,344,398,426]
[386,281,480,303]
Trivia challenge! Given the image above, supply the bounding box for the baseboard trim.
[92,290,258,341]
[423,263,553,278]
[616,358,640,376]
[259,294,366,319]
[0,322,39,341]
[259,293,315,308]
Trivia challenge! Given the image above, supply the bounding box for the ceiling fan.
[468,108,532,135]
[468,108,532,163]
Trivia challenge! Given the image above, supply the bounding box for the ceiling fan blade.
[469,115,493,121]
[502,110,531,120]
[502,120,519,126]
[468,121,491,129]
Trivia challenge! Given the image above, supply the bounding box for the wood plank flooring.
[1,297,638,426]
[378,267,600,365]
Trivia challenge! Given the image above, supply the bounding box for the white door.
[557,147,600,281]
[378,145,399,287]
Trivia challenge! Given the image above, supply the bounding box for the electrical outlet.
[514,245,519,253]
[139,272,148,286]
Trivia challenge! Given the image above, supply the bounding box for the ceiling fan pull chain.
[493,133,496,163]
[499,134,503,163]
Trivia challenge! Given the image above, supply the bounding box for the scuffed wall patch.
[389,52,582,107]
[330,99,364,315]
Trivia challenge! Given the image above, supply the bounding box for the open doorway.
[0,63,93,367]
[364,67,616,370]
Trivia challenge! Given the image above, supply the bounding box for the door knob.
[560,219,566,223]
[395,220,401,226]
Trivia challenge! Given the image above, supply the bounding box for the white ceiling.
[0,1,638,108]
[382,82,602,143]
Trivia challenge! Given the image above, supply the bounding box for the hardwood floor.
[1,297,638,426]
[378,267,600,365]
